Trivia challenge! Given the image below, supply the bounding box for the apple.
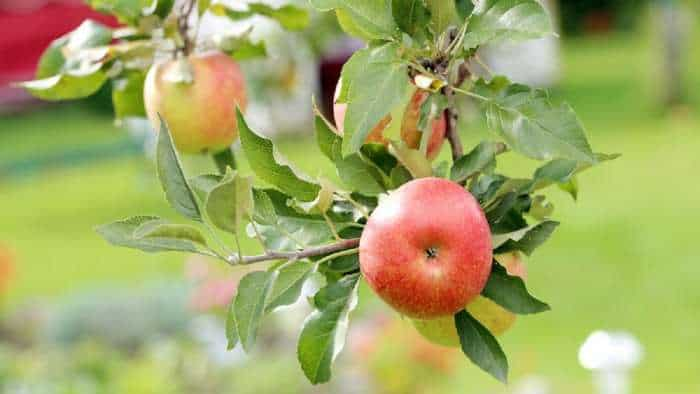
[400,90,446,160]
[411,252,528,347]
[333,80,446,158]
[359,177,492,319]
[143,51,247,154]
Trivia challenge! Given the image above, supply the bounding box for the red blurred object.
[0,245,14,296]
[0,0,118,108]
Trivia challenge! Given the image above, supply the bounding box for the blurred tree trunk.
[654,0,690,108]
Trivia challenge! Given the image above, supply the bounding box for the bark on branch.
[226,238,360,265]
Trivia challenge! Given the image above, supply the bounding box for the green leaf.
[265,262,314,313]
[232,271,276,352]
[392,0,431,39]
[528,195,554,220]
[96,216,209,254]
[156,118,202,221]
[19,70,107,101]
[390,165,413,187]
[482,263,550,314]
[427,0,459,33]
[237,109,321,201]
[335,156,387,195]
[205,168,254,234]
[308,0,341,12]
[298,274,360,384]
[293,178,337,214]
[492,220,559,255]
[340,43,409,155]
[455,0,476,20]
[320,252,360,274]
[210,31,268,61]
[198,0,211,15]
[36,20,112,78]
[87,0,146,25]
[462,0,553,50]
[477,79,596,164]
[531,153,620,198]
[21,21,112,100]
[314,105,342,161]
[450,141,502,183]
[327,1,397,40]
[532,159,577,187]
[249,190,353,251]
[189,174,223,199]
[252,189,277,225]
[313,109,387,195]
[388,141,433,178]
[112,71,146,121]
[361,144,398,175]
[210,3,310,31]
[143,0,175,18]
[454,310,508,383]
[225,297,239,350]
[212,148,236,174]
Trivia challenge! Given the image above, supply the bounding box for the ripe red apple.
[400,90,446,160]
[143,51,247,154]
[359,177,492,319]
[412,252,527,347]
[333,80,446,159]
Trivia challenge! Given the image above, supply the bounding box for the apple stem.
[177,0,197,56]
[226,238,361,265]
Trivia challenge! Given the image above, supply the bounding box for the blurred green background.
[1,1,699,393]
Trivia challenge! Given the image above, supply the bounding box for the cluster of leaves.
[17,0,310,121]
[41,0,617,386]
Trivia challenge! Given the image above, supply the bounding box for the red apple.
[143,51,247,154]
[359,177,492,319]
[400,90,446,160]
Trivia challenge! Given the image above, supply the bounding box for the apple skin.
[333,81,446,158]
[411,253,527,347]
[143,51,247,154]
[359,177,492,319]
[400,90,447,160]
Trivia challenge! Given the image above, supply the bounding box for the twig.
[474,54,494,77]
[177,0,197,56]
[226,238,361,265]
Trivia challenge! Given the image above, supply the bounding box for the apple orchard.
[20,0,617,384]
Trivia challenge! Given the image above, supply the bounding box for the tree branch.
[443,87,463,162]
[226,238,360,265]
[177,0,197,56]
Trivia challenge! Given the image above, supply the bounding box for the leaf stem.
[314,247,359,266]
[248,219,268,253]
[226,238,360,266]
[452,87,489,102]
[322,211,341,240]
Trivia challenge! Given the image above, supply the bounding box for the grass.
[1,29,699,393]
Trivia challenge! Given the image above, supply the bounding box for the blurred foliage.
[559,0,648,35]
